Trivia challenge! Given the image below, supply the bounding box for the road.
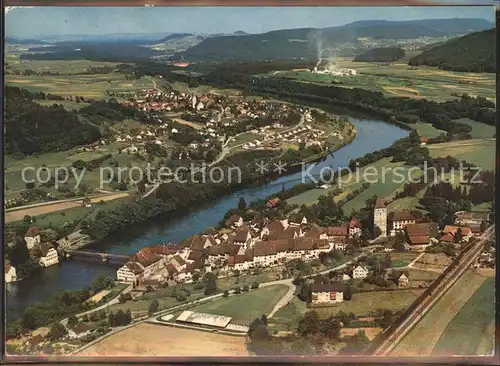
[142,183,160,198]
[372,225,495,356]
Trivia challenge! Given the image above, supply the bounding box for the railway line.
[370,225,495,356]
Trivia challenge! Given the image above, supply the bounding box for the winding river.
[6,112,409,322]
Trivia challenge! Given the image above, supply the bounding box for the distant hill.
[178,18,493,61]
[408,28,495,73]
[343,18,492,36]
[155,33,193,43]
[6,37,49,45]
[233,31,249,36]
[354,47,405,62]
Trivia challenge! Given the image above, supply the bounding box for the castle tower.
[373,197,387,237]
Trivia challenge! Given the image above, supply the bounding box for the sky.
[5,6,495,39]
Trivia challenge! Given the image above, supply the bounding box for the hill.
[5,87,102,155]
[178,18,493,61]
[418,41,446,51]
[408,28,495,73]
[155,33,194,43]
[354,47,405,62]
[6,37,49,45]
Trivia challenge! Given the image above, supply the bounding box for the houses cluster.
[5,226,62,283]
[309,265,410,306]
[373,198,486,250]
[116,214,364,286]
[24,227,59,267]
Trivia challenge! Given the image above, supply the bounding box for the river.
[6,114,408,322]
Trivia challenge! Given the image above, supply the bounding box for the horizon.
[6,6,494,39]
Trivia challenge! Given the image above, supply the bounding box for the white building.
[38,243,59,267]
[310,283,344,304]
[391,211,416,233]
[24,227,41,250]
[5,261,17,283]
[352,265,369,279]
[117,262,144,283]
[68,323,93,340]
[373,198,387,237]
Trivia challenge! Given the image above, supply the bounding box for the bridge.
[65,249,131,265]
[367,224,495,356]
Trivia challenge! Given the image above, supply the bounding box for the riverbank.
[6,114,408,322]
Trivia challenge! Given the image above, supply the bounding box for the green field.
[341,162,422,215]
[270,59,495,102]
[414,123,445,138]
[188,285,289,325]
[311,289,423,318]
[34,99,91,111]
[108,283,206,315]
[432,277,495,356]
[453,118,496,139]
[4,141,150,195]
[28,196,133,229]
[406,268,440,282]
[427,138,495,170]
[269,296,308,332]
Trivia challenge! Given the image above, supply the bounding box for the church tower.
[373,197,387,237]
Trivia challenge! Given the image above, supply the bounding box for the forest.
[354,47,405,62]
[408,28,495,73]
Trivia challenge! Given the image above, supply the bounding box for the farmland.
[270,289,424,328]
[432,276,495,356]
[77,322,249,356]
[453,118,496,139]
[5,57,160,100]
[187,285,289,325]
[426,138,495,170]
[5,194,132,227]
[390,271,488,356]
[389,252,419,268]
[414,123,445,139]
[286,157,409,208]
[268,59,495,102]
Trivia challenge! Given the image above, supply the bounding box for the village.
[8,193,494,354]
[77,88,350,167]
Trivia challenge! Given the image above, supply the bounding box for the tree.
[10,237,30,267]
[480,220,487,233]
[297,311,320,337]
[223,290,229,297]
[148,300,159,315]
[251,281,260,289]
[455,227,463,243]
[204,274,218,296]
[238,197,247,211]
[339,330,370,355]
[343,284,353,301]
[23,215,32,223]
[393,232,407,252]
[67,315,78,328]
[137,180,146,195]
[48,322,66,341]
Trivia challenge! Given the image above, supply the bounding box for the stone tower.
[373,197,387,237]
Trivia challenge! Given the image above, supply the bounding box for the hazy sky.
[6,6,495,38]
